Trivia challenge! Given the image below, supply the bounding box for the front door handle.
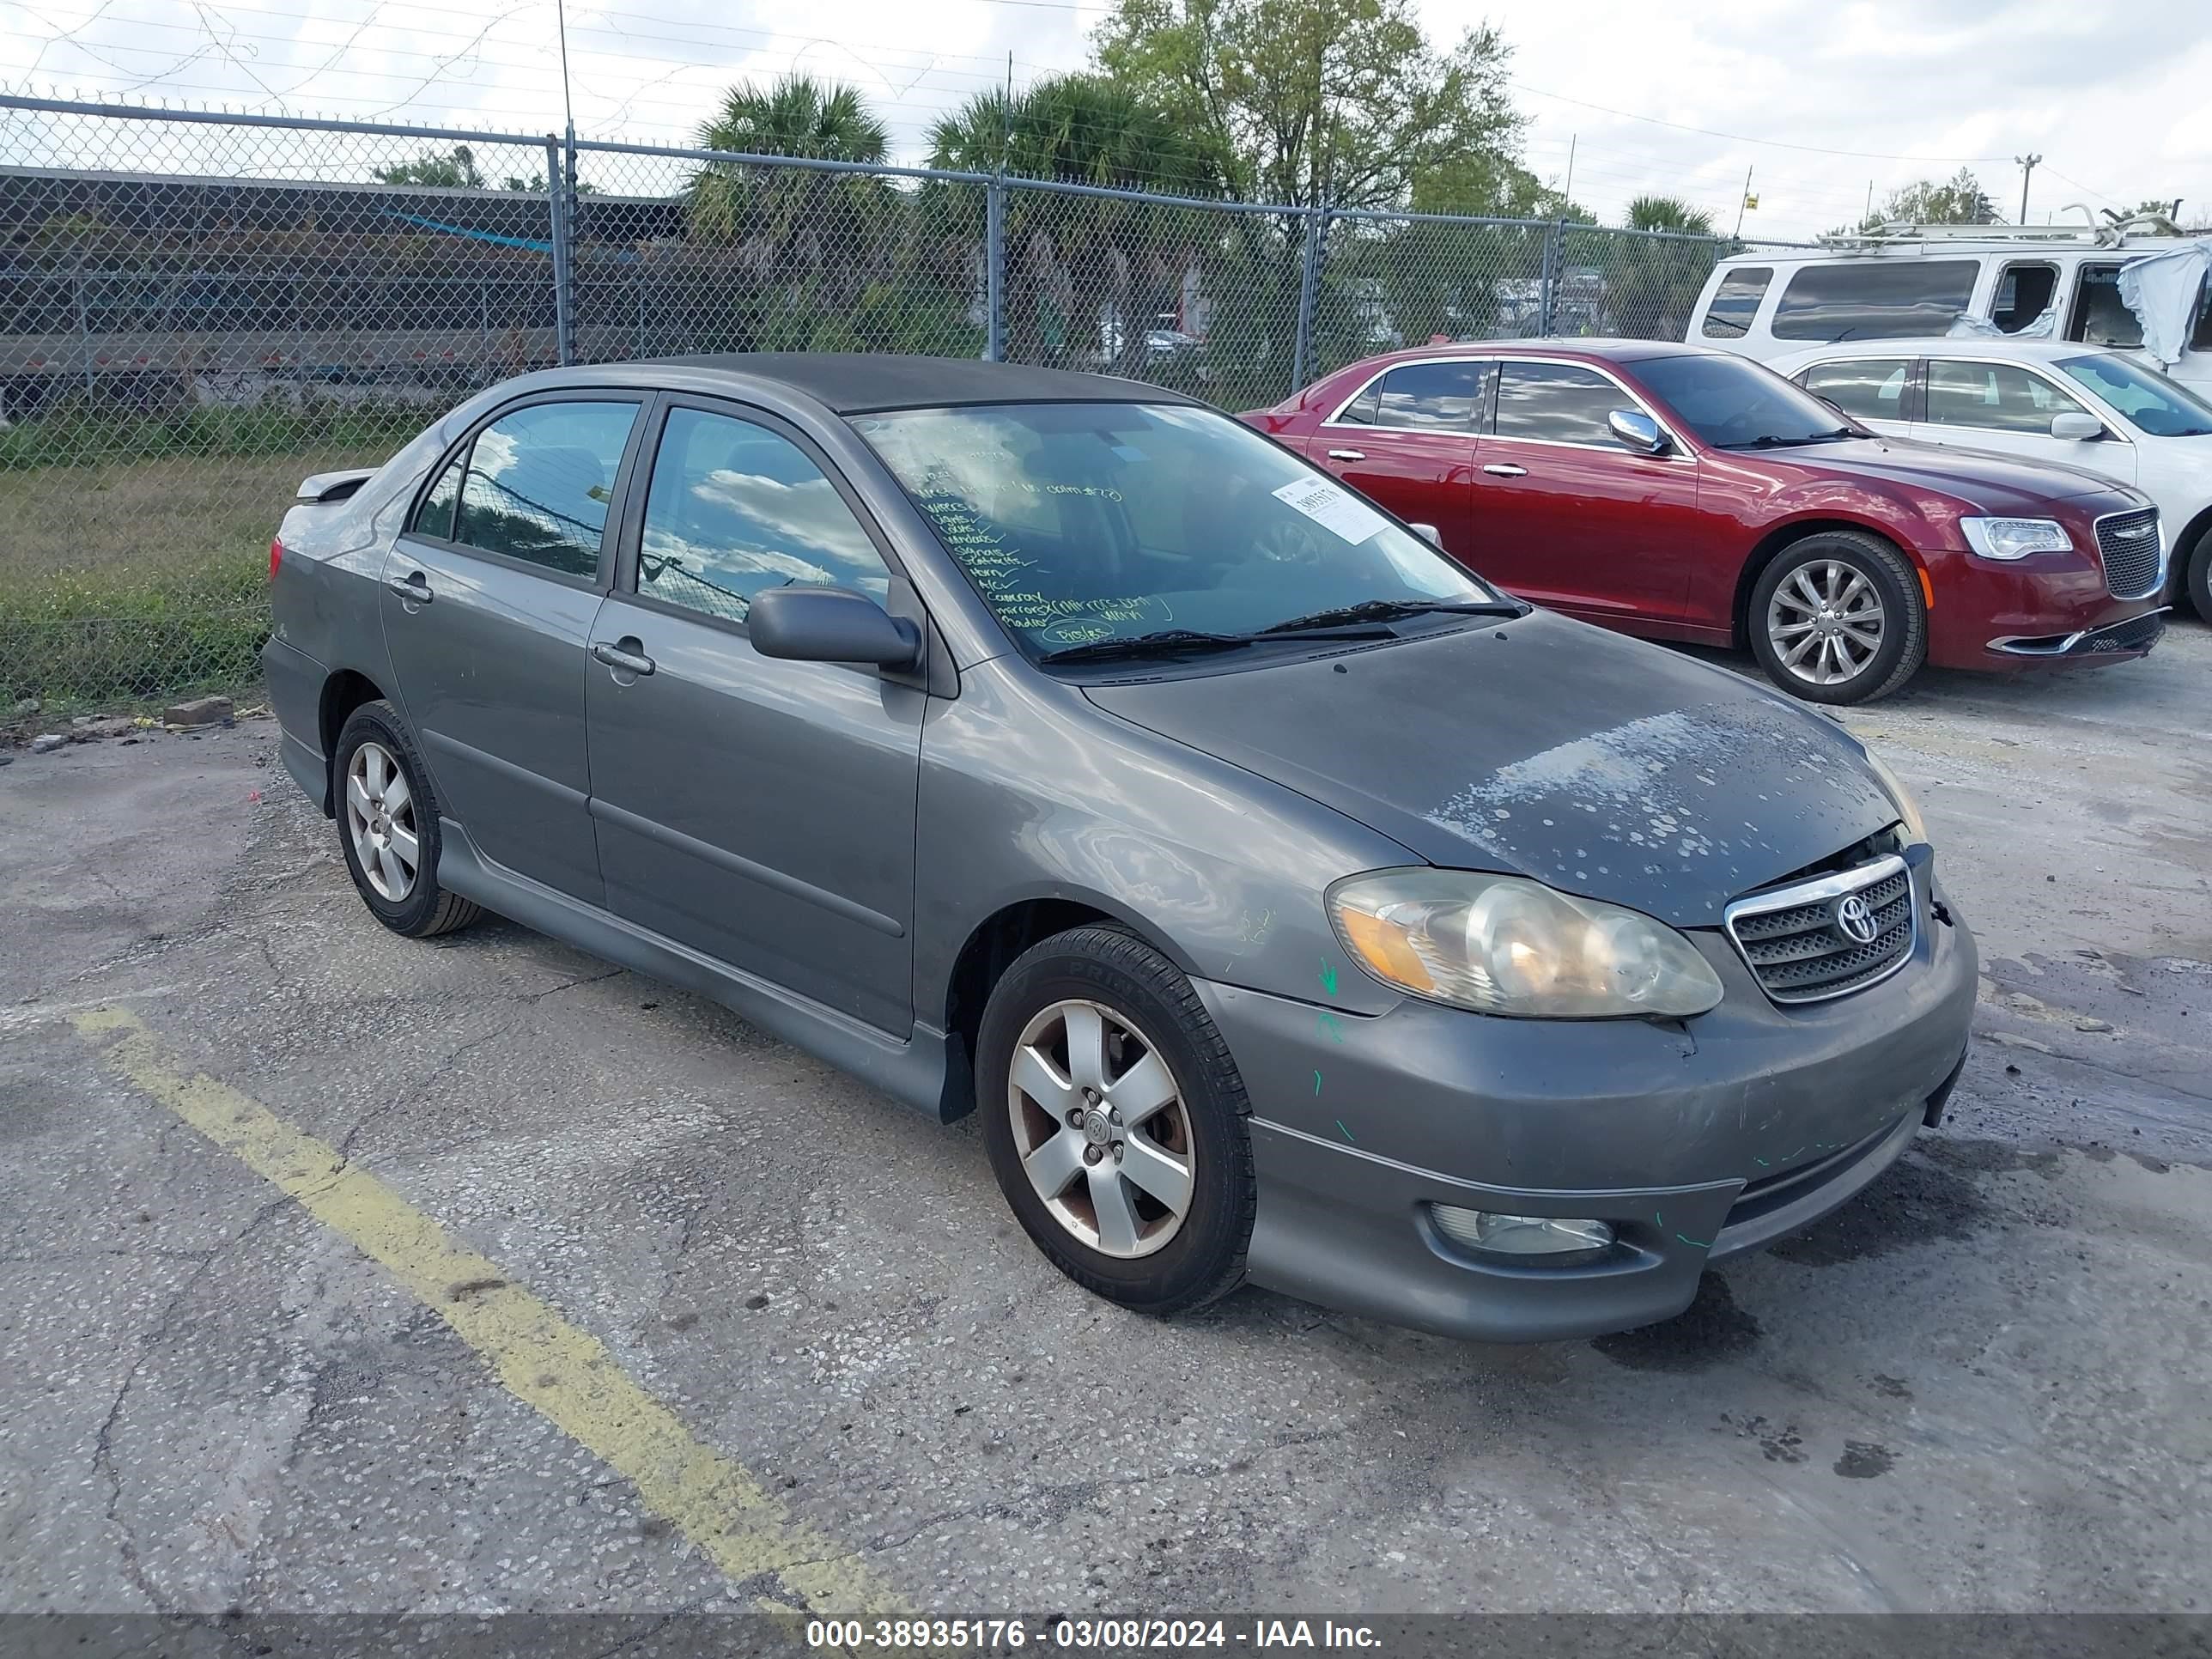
[386,571,433,604]
[1481,463,1528,477]
[1326,448,1366,461]
[592,639,656,678]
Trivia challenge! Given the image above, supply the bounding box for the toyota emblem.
[1833,893,1880,945]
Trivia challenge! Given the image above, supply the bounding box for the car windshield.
[2055,353,2212,438]
[1631,351,1862,448]
[854,402,1502,660]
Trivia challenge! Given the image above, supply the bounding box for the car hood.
[1774,434,2125,509]
[1082,611,1903,928]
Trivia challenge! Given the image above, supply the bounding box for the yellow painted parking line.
[73,1006,906,1620]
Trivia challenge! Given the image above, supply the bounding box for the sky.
[3,0,2209,241]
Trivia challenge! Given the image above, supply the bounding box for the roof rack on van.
[1814,204,2187,252]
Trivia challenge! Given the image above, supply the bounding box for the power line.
[1510,81,2015,164]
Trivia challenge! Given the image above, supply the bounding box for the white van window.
[1772,260,1979,342]
[1802,359,1911,422]
[1992,263,2058,333]
[2067,264,2144,350]
[1700,267,1771,338]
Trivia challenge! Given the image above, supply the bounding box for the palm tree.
[688,74,889,243]
[928,75,1215,376]
[1625,194,1716,237]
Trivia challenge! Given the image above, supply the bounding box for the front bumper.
[1922,544,2165,672]
[1198,870,1978,1343]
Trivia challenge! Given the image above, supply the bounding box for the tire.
[1747,529,1927,705]
[331,699,482,939]
[977,924,1255,1316]
[2185,528,2212,623]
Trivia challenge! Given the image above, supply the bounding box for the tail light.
[268,536,284,580]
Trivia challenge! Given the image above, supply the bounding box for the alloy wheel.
[345,739,420,902]
[1006,998,1195,1260]
[1767,560,1887,687]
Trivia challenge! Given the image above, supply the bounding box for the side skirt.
[435,819,958,1121]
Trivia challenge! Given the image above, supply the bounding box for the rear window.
[1802,358,1911,423]
[1700,266,1771,338]
[1772,260,1979,342]
[1334,360,1491,430]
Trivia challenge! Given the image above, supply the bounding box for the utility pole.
[1561,134,1576,207]
[1732,164,1753,239]
[2014,154,2040,224]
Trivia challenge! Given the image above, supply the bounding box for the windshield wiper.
[1035,628,1260,665]
[1260,597,1525,635]
[1716,428,1858,450]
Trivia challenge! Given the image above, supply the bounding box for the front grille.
[2094,507,2164,601]
[2078,610,2166,654]
[1724,855,1915,1006]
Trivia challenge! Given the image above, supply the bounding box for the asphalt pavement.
[2,627,2207,1618]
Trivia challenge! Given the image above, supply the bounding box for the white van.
[1689,217,2212,395]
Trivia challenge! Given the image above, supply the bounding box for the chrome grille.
[1724,855,1915,1006]
[2094,508,2164,601]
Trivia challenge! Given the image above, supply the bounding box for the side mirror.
[1407,521,1443,546]
[1607,408,1666,455]
[2050,411,2104,441]
[748,586,922,670]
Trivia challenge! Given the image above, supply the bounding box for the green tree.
[1625,194,1715,236]
[1093,0,1525,213]
[373,146,486,189]
[1852,167,1996,232]
[929,75,1215,379]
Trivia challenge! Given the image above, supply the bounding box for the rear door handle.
[592,639,656,678]
[1326,448,1366,461]
[386,571,433,603]
[1481,463,1528,477]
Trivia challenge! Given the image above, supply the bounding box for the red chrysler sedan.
[1243,341,2167,702]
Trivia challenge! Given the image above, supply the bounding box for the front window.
[1772,259,1979,342]
[1700,266,1771,338]
[2056,353,2212,438]
[1925,361,2092,435]
[1631,352,1856,449]
[855,403,1496,659]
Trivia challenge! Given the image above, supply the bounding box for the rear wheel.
[1748,530,1926,705]
[977,925,1255,1316]
[332,700,482,939]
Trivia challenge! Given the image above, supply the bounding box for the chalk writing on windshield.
[914,474,1163,637]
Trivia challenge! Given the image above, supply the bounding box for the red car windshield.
[1632,353,1860,449]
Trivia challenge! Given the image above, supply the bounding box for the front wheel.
[2184,527,2212,622]
[1748,531,1927,705]
[977,925,1255,1316]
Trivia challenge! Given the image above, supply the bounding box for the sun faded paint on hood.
[1082,611,1901,928]
[1763,434,2125,511]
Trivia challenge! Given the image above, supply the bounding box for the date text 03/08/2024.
[805,1618,1383,1650]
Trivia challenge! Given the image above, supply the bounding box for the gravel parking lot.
[2,628,2208,1619]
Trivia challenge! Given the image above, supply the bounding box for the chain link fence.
[1,94,1790,710]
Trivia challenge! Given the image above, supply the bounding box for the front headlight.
[1862,750,1928,843]
[1959,516,2071,560]
[1327,870,1723,1019]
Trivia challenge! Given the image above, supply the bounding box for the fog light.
[1431,1206,1613,1258]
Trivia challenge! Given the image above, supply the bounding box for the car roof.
[1334,337,1725,374]
[1766,338,2103,365]
[629,352,1200,414]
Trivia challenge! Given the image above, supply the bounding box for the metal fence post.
[985,173,1006,362]
[545,135,574,367]
[1291,199,1328,392]
[1538,219,1564,337]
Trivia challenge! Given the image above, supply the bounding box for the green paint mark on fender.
[1676,1232,1711,1249]
[1317,1011,1345,1043]
[1313,1069,1323,1095]
[1319,957,1339,997]
[1335,1120,1356,1143]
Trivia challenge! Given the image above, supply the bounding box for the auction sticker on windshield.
[1272,476,1389,544]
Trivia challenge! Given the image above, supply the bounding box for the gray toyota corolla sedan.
[264,354,1977,1343]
